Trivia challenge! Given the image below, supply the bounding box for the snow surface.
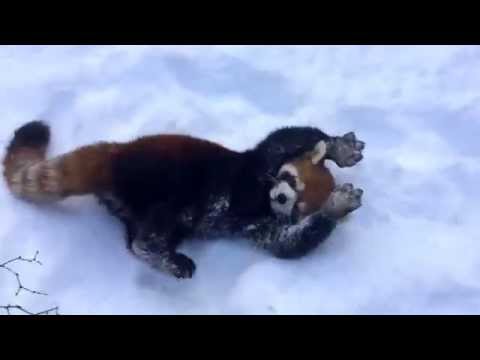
[1,45,480,314]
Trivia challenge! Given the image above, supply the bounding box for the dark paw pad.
[170,253,196,279]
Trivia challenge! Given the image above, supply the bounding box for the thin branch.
[35,306,59,315]
[1,251,59,315]
[0,250,43,267]
[0,305,59,315]
[0,251,48,296]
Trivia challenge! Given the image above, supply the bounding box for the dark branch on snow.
[0,305,59,315]
[0,251,47,296]
[1,251,59,315]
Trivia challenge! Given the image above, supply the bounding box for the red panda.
[3,120,365,279]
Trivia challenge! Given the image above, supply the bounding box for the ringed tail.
[3,121,116,203]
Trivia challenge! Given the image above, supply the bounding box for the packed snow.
[1,45,479,314]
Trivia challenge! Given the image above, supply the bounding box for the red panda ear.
[311,141,327,165]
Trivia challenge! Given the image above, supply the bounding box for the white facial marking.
[278,163,304,191]
[312,140,327,165]
[279,163,298,178]
[270,181,297,216]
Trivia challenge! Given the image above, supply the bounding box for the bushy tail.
[2,121,61,202]
[3,121,115,203]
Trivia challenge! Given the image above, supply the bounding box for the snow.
[1,45,479,314]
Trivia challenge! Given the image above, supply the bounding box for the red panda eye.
[281,173,296,189]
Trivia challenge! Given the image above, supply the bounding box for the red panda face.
[270,141,335,220]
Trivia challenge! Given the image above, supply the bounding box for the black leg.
[124,219,138,250]
[131,234,196,279]
[243,213,337,259]
[130,204,197,279]
[96,193,137,249]
[253,126,365,178]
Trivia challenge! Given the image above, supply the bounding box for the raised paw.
[321,182,364,220]
[168,253,197,279]
[328,132,365,168]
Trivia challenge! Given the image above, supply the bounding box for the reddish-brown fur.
[117,134,237,162]
[58,142,119,196]
[287,152,335,218]
[3,134,237,203]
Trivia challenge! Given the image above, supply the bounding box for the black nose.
[277,193,287,204]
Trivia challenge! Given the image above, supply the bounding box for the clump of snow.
[1,45,479,314]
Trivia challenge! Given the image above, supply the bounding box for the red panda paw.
[169,253,197,279]
[321,183,364,220]
[328,132,365,168]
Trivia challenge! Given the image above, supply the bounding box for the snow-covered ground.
[1,45,479,314]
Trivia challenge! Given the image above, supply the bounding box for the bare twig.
[36,306,59,315]
[1,251,59,315]
[0,305,59,315]
[0,251,47,296]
